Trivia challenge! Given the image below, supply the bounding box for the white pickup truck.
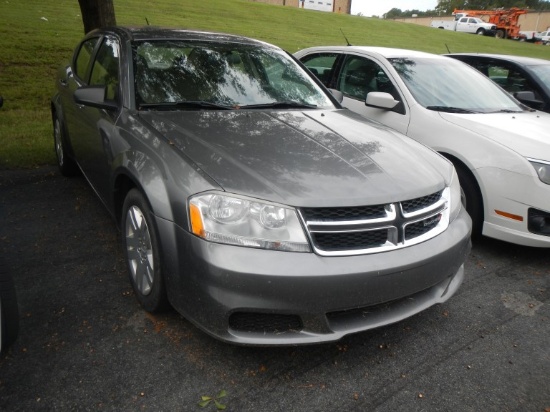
[431,15,496,36]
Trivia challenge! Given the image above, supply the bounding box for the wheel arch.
[112,167,175,230]
[440,152,485,234]
[113,172,140,228]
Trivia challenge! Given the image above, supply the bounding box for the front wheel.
[122,189,169,312]
[476,28,485,35]
[53,114,79,176]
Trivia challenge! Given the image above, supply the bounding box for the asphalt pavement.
[0,166,548,411]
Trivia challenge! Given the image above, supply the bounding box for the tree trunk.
[78,0,117,34]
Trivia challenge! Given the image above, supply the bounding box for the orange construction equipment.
[453,8,527,39]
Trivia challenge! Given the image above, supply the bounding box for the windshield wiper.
[139,101,234,110]
[240,101,318,110]
[426,106,479,114]
[488,109,523,113]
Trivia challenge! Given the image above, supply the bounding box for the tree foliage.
[78,0,116,33]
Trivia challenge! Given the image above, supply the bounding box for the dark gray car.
[51,27,471,345]
[447,53,550,113]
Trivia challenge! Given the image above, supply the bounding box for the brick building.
[249,0,352,14]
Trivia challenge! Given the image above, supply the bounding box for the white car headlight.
[447,167,462,222]
[528,158,550,185]
[189,193,311,252]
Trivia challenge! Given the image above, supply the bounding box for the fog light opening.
[528,208,550,236]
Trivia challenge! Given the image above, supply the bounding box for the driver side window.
[89,37,120,101]
[337,56,398,101]
[74,38,99,82]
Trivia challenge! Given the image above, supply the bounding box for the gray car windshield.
[134,41,334,110]
[390,57,523,113]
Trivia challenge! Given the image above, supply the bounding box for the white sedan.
[296,46,550,247]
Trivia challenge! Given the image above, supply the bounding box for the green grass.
[1,0,548,169]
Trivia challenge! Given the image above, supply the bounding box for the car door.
[58,36,101,157]
[299,51,410,133]
[70,36,121,204]
[335,54,410,134]
[455,17,471,33]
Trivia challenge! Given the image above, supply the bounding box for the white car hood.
[439,111,550,161]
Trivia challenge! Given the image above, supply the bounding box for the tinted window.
[300,53,338,87]
[75,38,99,82]
[89,37,120,101]
[337,55,398,101]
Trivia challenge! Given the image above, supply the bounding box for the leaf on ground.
[214,400,227,410]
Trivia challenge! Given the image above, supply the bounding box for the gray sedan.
[51,27,471,345]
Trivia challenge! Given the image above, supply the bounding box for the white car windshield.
[133,41,335,110]
[390,57,524,113]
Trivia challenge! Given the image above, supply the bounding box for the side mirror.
[329,88,344,103]
[365,92,399,110]
[74,86,118,110]
[513,91,544,110]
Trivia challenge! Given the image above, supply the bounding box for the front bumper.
[478,167,550,247]
[158,207,471,345]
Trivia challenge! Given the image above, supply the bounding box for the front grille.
[312,229,389,251]
[299,189,447,256]
[228,312,303,333]
[405,214,442,240]
[301,205,387,221]
[402,190,443,214]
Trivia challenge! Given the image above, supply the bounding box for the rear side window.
[300,53,338,87]
[74,38,99,82]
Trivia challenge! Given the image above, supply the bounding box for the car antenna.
[445,43,451,53]
[145,17,150,26]
[340,28,352,46]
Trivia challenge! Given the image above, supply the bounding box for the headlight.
[189,193,311,252]
[447,167,462,222]
[528,158,550,185]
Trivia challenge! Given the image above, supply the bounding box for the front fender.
[111,112,219,230]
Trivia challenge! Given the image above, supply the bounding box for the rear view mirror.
[513,91,544,110]
[365,92,399,110]
[74,86,118,110]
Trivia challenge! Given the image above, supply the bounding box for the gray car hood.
[139,109,448,207]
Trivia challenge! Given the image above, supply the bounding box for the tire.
[455,163,484,238]
[53,113,79,177]
[496,29,505,39]
[0,260,19,354]
[476,28,485,36]
[122,189,169,312]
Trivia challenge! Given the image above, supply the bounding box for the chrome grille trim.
[299,188,450,257]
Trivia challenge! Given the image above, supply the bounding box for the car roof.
[447,53,550,66]
[87,26,276,48]
[299,46,447,60]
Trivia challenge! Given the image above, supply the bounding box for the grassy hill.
[1,0,548,168]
